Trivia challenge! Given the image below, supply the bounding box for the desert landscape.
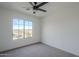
[13,29,32,40]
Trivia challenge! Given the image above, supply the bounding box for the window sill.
[13,37,32,40]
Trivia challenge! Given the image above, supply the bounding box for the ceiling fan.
[25,2,48,14]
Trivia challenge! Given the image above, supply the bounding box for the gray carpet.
[0,43,77,57]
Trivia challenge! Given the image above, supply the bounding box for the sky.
[13,18,32,29]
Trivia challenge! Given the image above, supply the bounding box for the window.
[13,18,32,40]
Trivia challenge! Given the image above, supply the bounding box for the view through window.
[13,18,32,40]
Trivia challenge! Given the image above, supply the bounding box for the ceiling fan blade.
[37,8,47,12]
[29,2,34,6]
[26,7,33,10]
[36,2,48,8]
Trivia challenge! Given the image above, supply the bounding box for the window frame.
[12,17,32,40]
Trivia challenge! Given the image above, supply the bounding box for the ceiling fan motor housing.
[33,6,38,10]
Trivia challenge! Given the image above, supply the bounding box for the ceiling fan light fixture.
[33,11,36,14]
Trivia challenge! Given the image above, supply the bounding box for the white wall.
[42,3,79,56]
[0,7,41,52]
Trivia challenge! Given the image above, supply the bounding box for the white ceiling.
[0,2,54,18]
[0,2,79,18]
